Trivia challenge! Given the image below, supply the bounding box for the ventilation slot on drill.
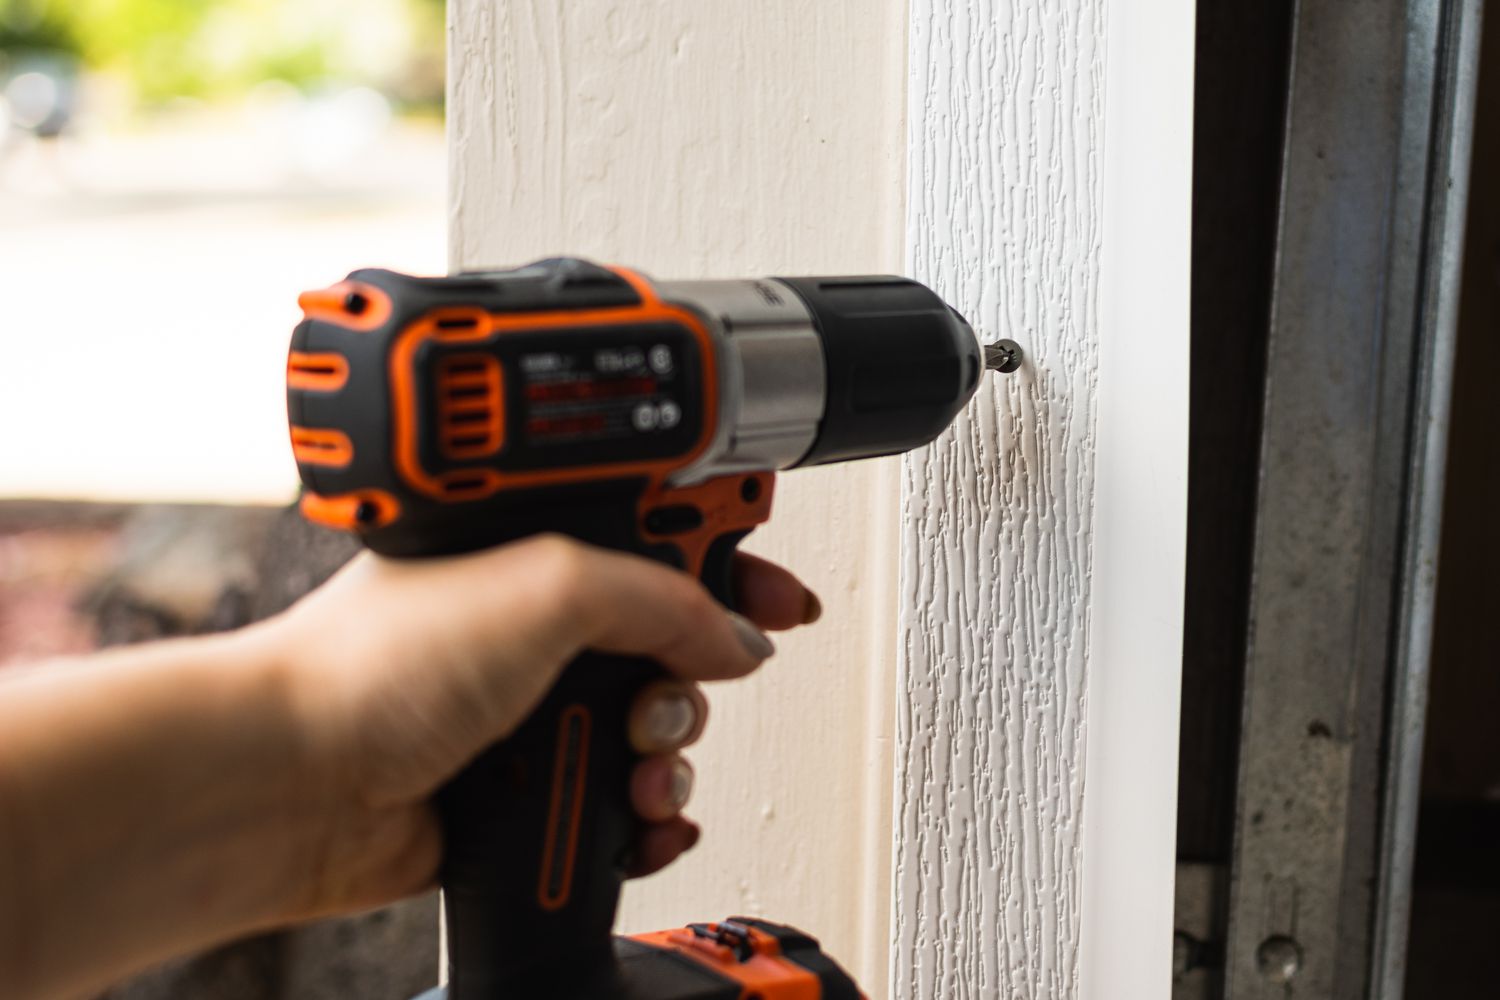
[286,352,350,392]
[435,354,503,460]
[289,427,354,468]
[441,475,490,497]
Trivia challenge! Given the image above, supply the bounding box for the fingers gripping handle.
[439,653,657,997]
[437,523,754,998]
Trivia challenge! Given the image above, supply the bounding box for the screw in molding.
[984,339,1024,374]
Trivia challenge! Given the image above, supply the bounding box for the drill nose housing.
[658,272,984,485]
[774,275,983,467]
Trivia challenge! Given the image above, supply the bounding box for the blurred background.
[0,0,447,503]
[0,5,449,991]
[0,0,447,653]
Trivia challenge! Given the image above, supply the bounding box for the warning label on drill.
[509,326,700,464]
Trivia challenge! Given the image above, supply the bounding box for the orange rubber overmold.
[631,923,854,999]
[298,489,400,531]
[289,426,354,468]
[537,704,592,911]
[435,353,506,460]
[637,471,775,579]
[297,280,395,332]
[287,351,351,392]
[383,266,721,503]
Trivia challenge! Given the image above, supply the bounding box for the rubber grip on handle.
[439,653,657,997]
[438,529,748,998]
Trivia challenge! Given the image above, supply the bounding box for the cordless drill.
[286,258,1011,999]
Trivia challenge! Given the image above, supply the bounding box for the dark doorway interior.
[1178,0,1293,871]
[1173,1,1294,995]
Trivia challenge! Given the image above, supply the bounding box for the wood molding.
[895,0,1192,996]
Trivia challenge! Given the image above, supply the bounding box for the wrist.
[234,609,441,921]
[192,622,343,920]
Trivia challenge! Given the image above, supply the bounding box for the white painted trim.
[895,0,1191,995]
[1082,0,1194,995]
[895,2,1107,993]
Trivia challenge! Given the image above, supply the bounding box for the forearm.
[0,626,320,999]
[0,538,795,998]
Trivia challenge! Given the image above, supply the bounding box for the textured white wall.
[896,1,1190,998]
[448,2,909,992]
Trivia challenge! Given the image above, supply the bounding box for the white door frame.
[894,2,1191,997]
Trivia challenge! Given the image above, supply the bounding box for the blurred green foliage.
[0,0,76,53]
[0,0,444,106]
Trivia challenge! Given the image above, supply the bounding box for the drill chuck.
[658,274,982,483]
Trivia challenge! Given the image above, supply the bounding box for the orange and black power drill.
[286,258,1015,999]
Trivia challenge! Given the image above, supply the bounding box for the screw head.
[984,339,1024,374]
[1256,935,1302,984]
[343,290,370,315]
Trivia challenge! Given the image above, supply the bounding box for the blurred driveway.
[0,108,446,503]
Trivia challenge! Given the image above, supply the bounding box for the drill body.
[287,258,982,999]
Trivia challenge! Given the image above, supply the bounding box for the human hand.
[265,534,821,921]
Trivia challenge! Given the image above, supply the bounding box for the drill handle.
[436,477,770,998]
[438,651,659,997]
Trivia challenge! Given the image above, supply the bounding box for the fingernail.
[802,589,823,625]
[728,611,775,660]
[643,692,698,747]
[668,759,695,809]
